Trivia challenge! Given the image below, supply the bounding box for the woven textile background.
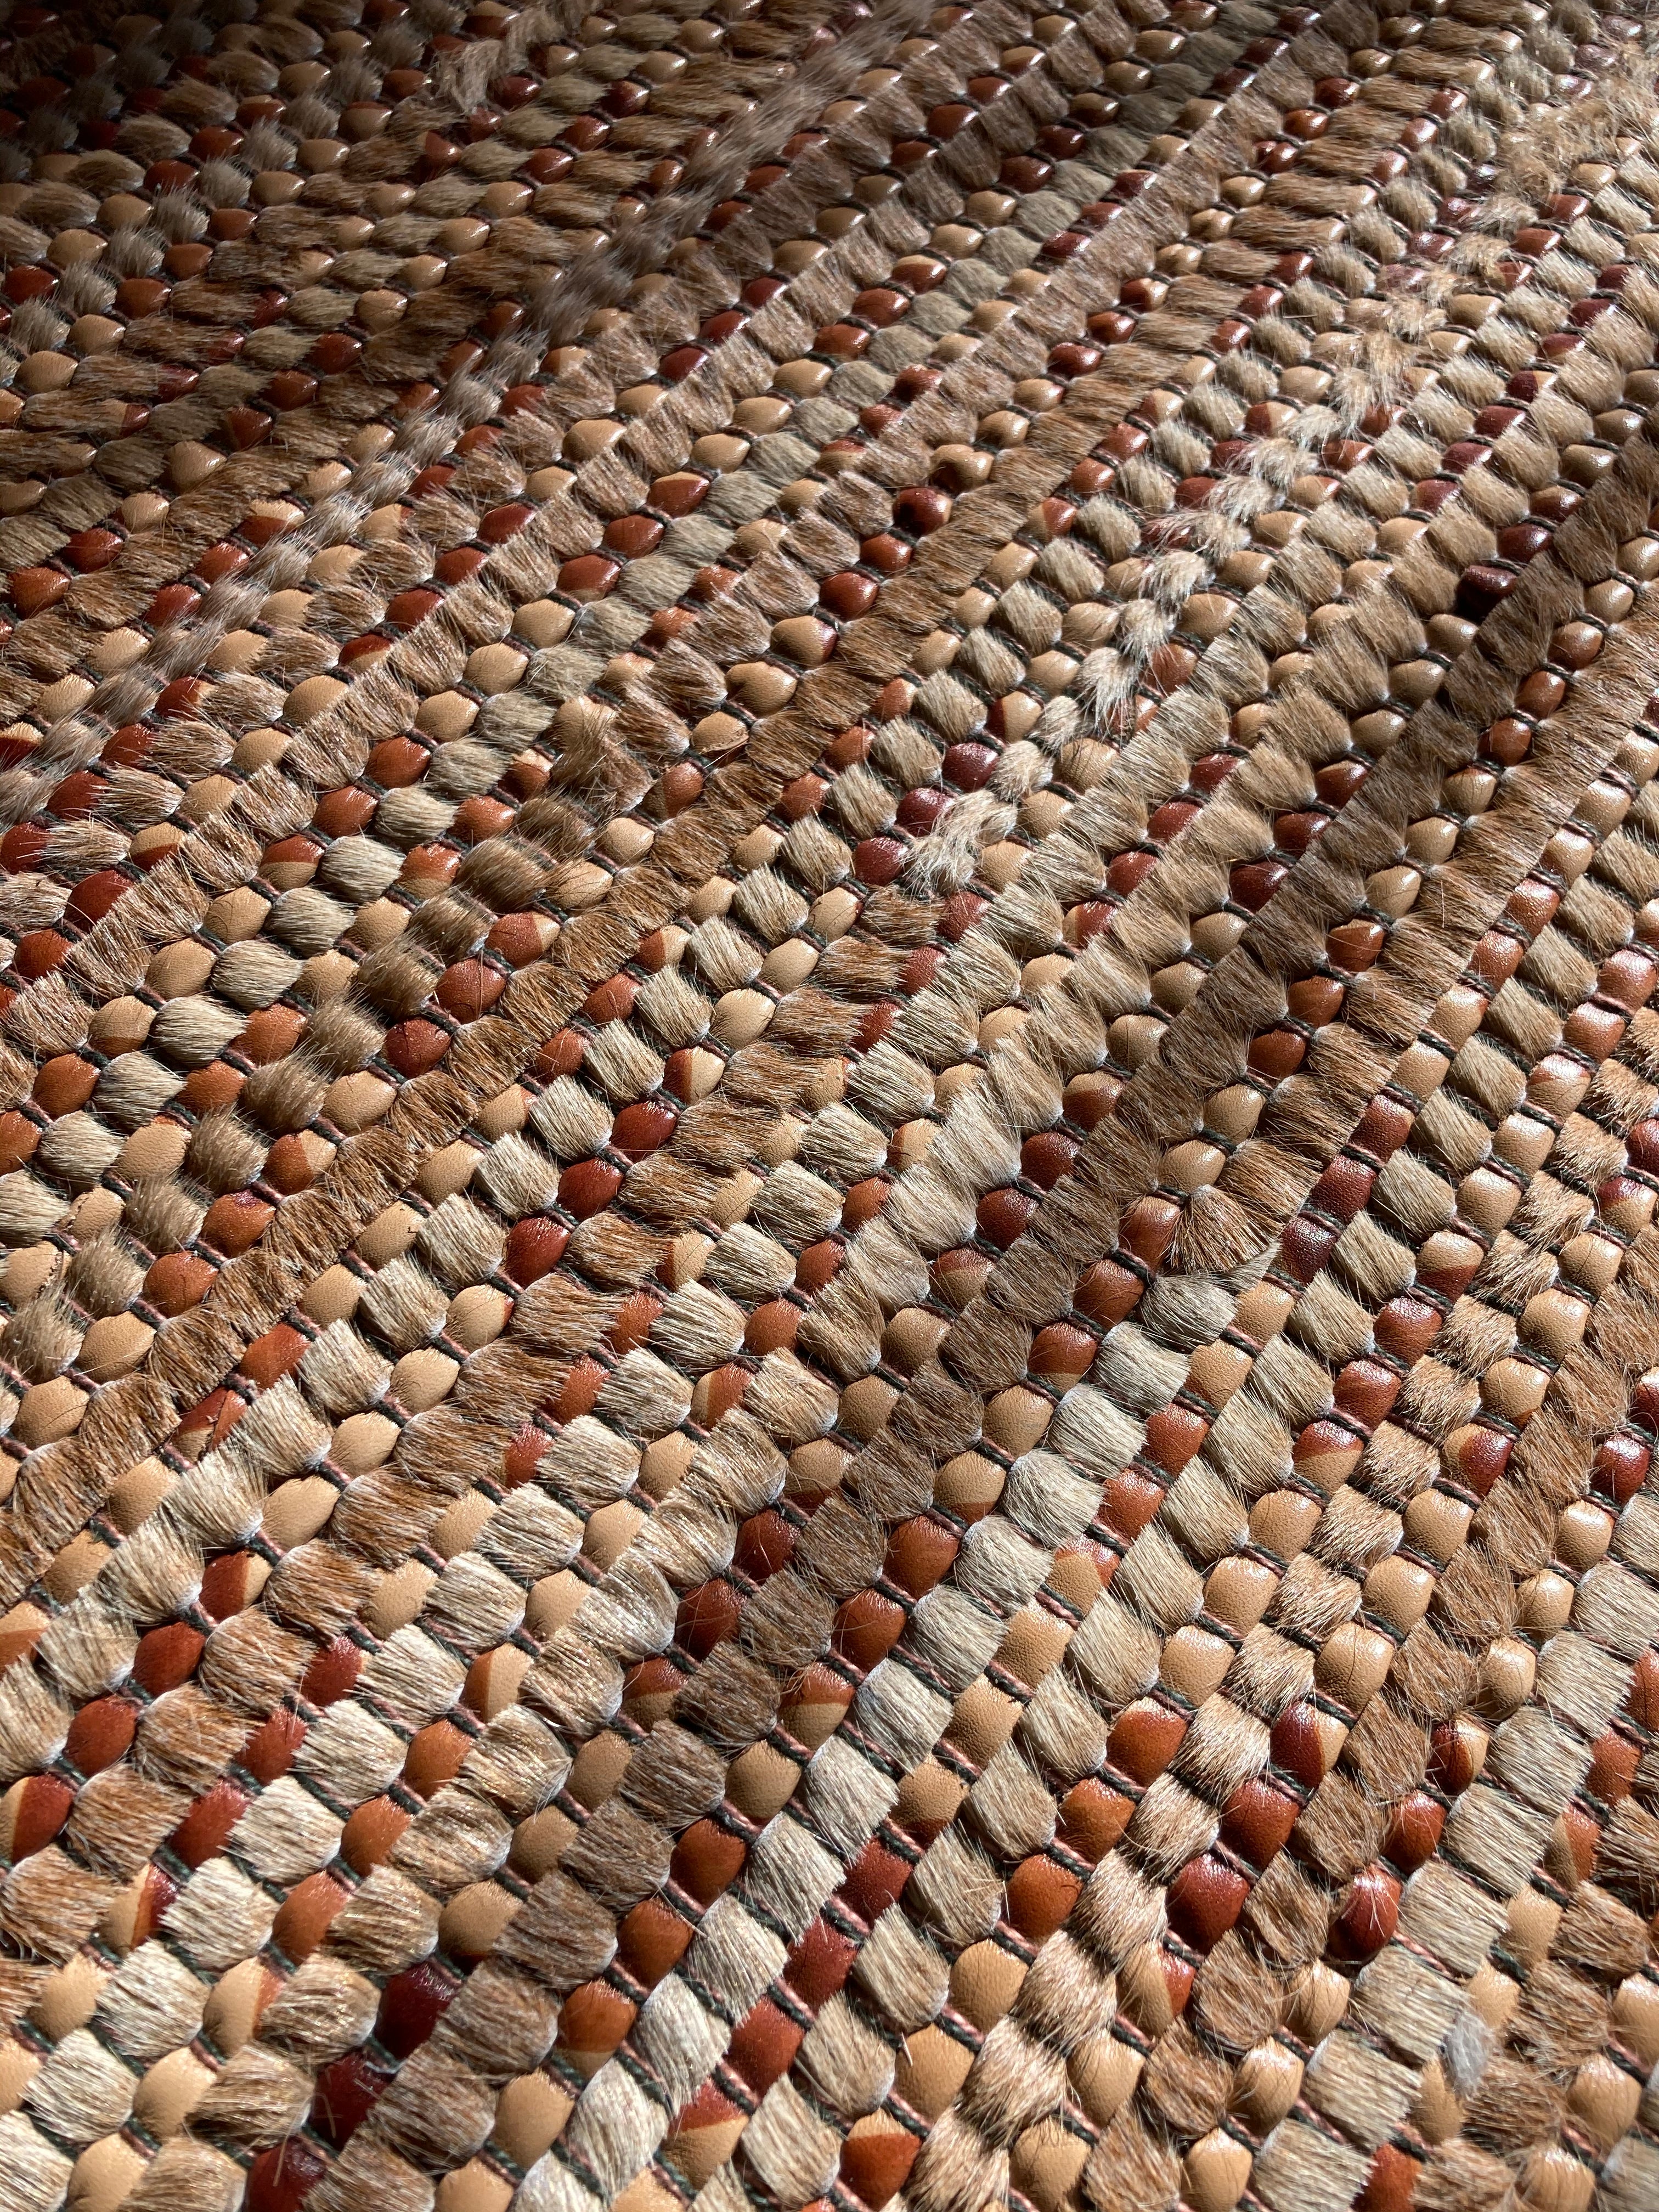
[4,2,1659,2209]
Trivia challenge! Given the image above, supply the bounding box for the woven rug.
[7,3,1659,2210]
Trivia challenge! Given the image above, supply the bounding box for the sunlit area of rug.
[2,2,1659,2209]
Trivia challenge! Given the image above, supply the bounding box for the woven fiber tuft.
[4,2,1659,2210]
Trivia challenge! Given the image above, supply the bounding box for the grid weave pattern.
[3,3,1659,2211]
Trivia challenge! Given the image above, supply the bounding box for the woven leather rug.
[5,3,1659,2210]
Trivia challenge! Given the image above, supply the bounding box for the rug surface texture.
[5,2,1659,2210]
